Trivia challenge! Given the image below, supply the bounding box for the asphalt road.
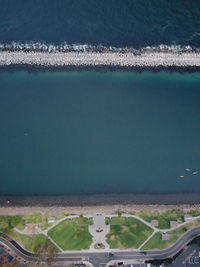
[1,226,200,267]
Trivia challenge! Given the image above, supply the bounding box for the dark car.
[140,251,147,255]
[109,252,114,257]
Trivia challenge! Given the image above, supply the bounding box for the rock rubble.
[0,51,200,67]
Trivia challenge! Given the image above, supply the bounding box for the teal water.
[0,71,200,196]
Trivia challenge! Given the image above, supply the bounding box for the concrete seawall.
[0,51,200,68]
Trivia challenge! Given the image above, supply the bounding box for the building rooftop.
[162,232,170,241]
[184,214,193,222]
[170,221,178,228]
[184,214,193,218]
[150,219,158,227]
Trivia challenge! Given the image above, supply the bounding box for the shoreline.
[1,204,200,216]
[1,193,200,215]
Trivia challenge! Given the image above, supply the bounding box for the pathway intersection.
[12,213,200,253]
[14,214,200,252]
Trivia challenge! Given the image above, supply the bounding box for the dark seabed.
[0,71,200,196]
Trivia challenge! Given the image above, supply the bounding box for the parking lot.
[170,244,200,267]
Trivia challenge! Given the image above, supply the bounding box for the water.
[0,1,200,198]
[0,0,200,48]
[0,71,200,196]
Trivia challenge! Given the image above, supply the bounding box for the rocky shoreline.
[1,193,200,208]
[0,51,200,68]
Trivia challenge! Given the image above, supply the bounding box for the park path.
[158,215,200,233]
[13,213,200,253]
[138,230,158,250]
[122,213,200,233]
[43,215,80,235]
[46,235,64,252]
[88,224,110,250]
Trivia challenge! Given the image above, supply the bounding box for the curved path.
[1,226,200,266]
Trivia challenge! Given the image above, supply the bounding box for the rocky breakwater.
[0,51,200,68]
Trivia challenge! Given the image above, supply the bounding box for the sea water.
[0,71,200,195]
[0,0,200,48]
[0,0,200,197]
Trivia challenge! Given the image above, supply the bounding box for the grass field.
[0,216,22,234]
[17,214,42,230]
[40,214,52,230]
[143,219,200,250]
[48,217,92,250]
[139,210,184,229]
[9,230,58,252]
[106,217,153,249]
[0,214,43,233]
[187,210,200,217]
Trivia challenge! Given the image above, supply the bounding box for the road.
[1,226,200,267]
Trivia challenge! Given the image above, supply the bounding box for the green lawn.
[48,217,92,250]
[17,214,42,230]
[0,216,23,234]
[9,230,58,252]
[187,210,200,217]
[0,214,43,233]
[139,210,184,229]
[54,214,67,220]
[106,217,153,249]
[40,214,52,230]
[143,219,200,250]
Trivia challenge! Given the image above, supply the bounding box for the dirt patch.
[122,225,128,231]
[110,235,115,241]
[117,241,124,249]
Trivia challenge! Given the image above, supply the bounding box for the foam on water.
[0,42,196,53]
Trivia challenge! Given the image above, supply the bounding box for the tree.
[1,257,19,267]
[46,243,57,266]
[34,241,56,267]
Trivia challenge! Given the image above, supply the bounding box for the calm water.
[0,71,200,195]
[0,0,200,48]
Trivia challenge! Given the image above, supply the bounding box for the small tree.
[34,241,56,267]
[118,211,122,217]
[46,243,56,266]
[1,258,19,267]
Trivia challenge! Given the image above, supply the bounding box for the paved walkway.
[14,224,42,235]
[42,215,80,235]
[46,235,64,252]
[13,213,200,253]
[138,230,158,250]
[89,224,110,250]
[159,215,200,233]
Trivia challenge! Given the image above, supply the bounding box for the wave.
[0,42,198,54]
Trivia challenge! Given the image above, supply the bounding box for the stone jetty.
[0,51,200,68]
